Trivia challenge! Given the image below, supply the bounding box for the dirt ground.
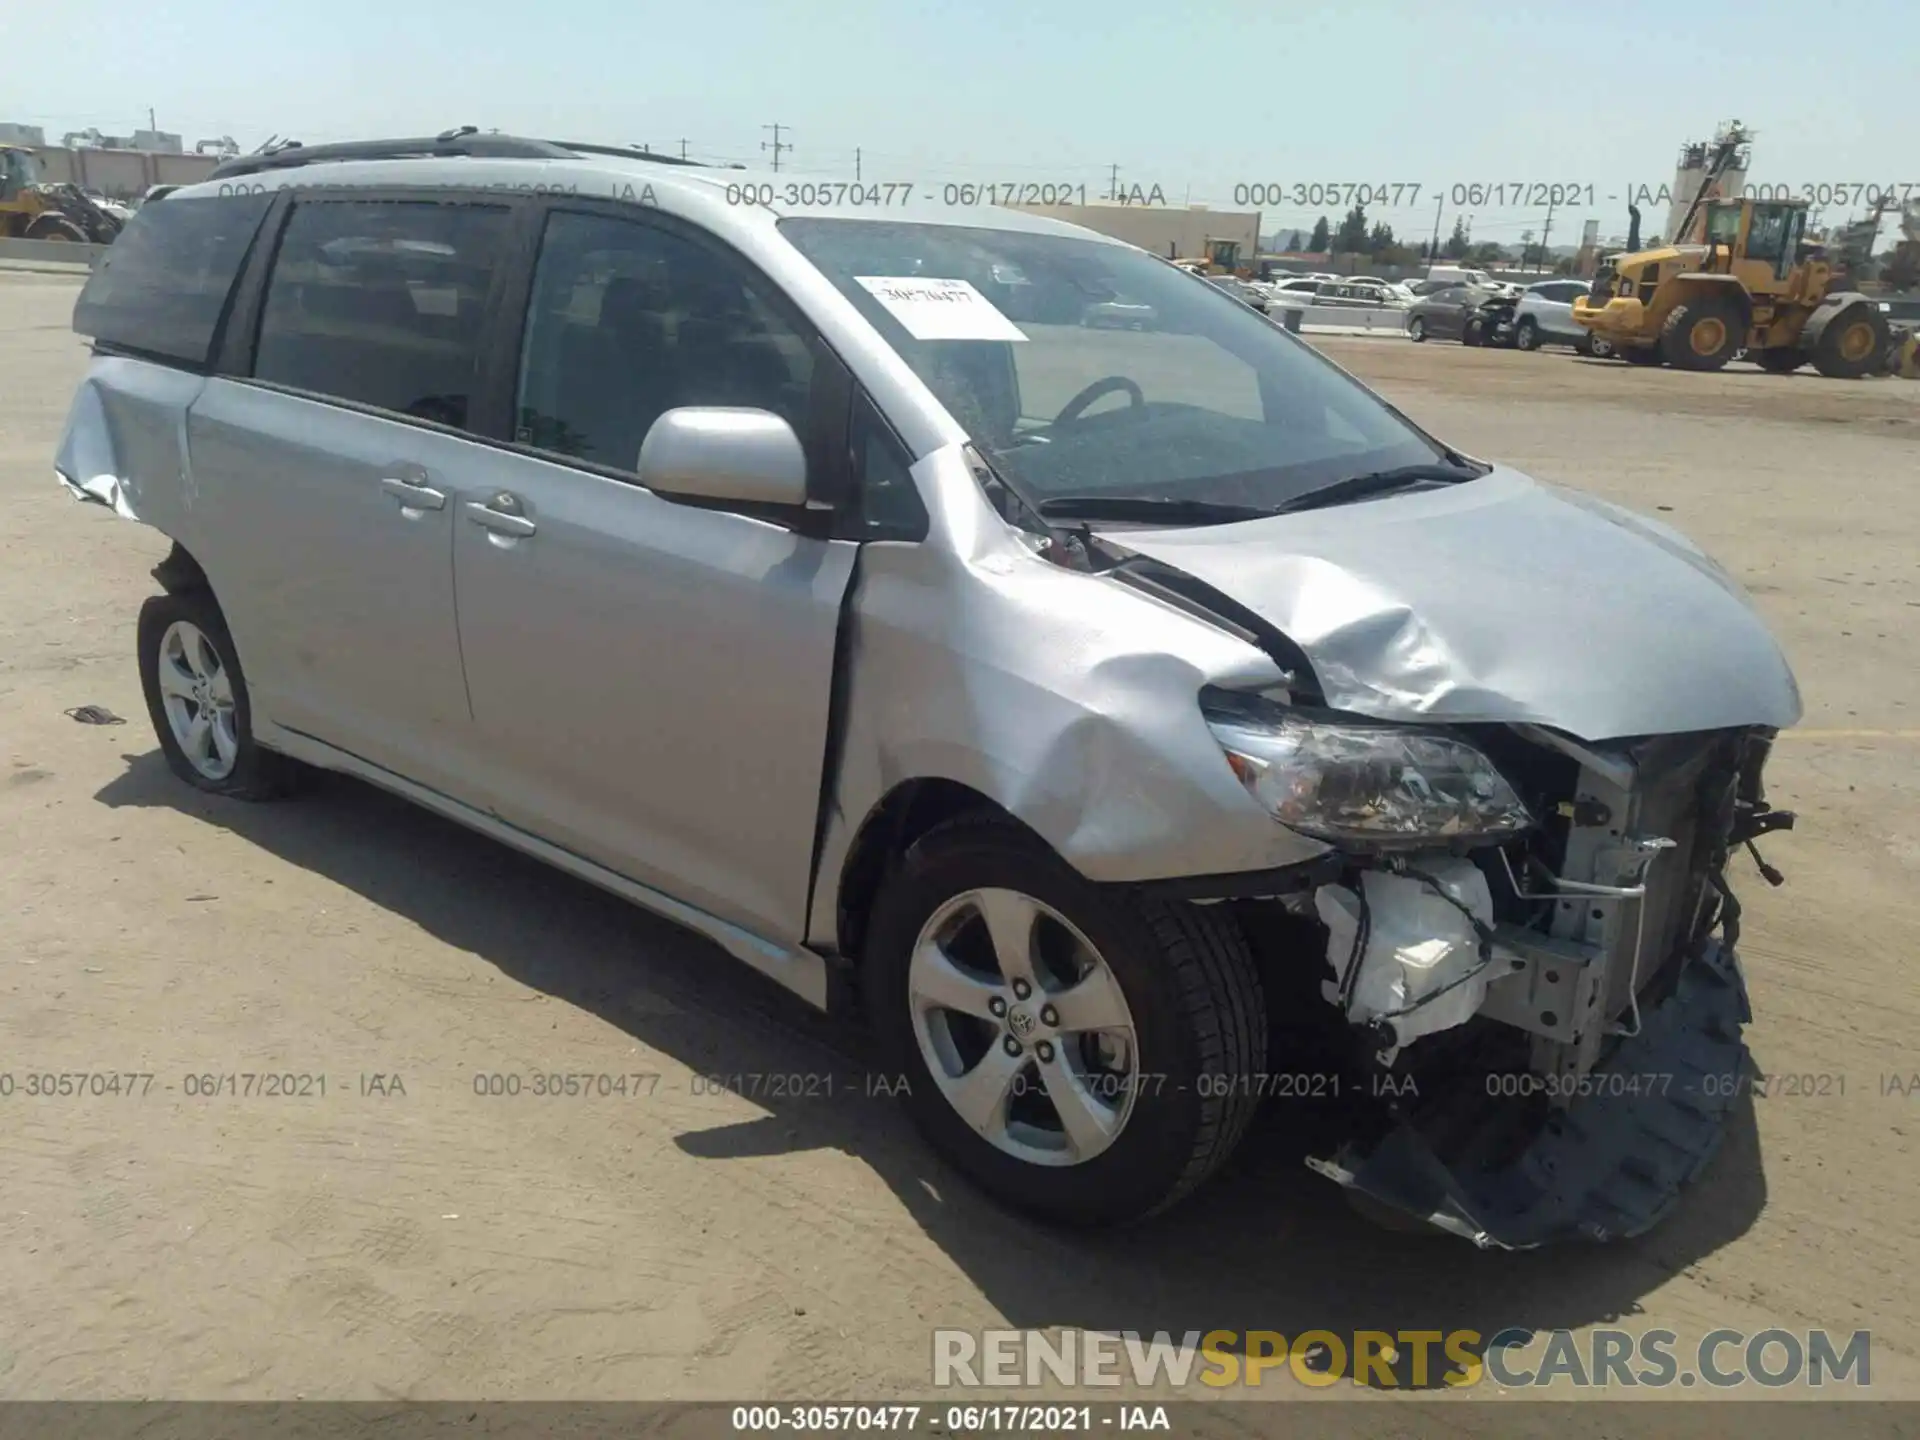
[3,273,1917,1418]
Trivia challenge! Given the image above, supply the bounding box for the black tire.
[1755,348,1806,374]
[1461,317,1485,347]
[25,214,86,242]
[1514,318,1540,351]
[137,590,310,801]
[1810,305,1890,380]
[1407,316,1427,342]
[864,814,1266,1226]
[1623,346,1664,366]
[1660,297,1743,371]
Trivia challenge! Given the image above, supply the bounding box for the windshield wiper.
[1035,495,1282,525]
[1272,461,1485,516]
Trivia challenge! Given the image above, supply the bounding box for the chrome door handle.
[464,501,536,538]
[381,476,446,510]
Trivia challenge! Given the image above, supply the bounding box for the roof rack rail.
[208,127,572,180]
[546,140,707,169]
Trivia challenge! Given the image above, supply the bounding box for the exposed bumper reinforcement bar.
[1305,940,1751,1249]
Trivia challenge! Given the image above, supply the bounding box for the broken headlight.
[1202,693,1532,847]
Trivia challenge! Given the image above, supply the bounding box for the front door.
[452,205,858,945]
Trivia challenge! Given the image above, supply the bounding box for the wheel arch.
[833,777,1043,971]
[152,539,215,598]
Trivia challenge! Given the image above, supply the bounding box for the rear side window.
[253,199,511,431]
[72,192,272,366]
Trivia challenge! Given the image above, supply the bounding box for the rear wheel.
[1462,316,1485,346]
[1514,318,1541,351]
[1407,316,1427,342]
[137,591,311,800]
[1755,348,1806,374]
[1661,297,1743,371]
[864,815,1266,1225]
[1811,305,1889,379]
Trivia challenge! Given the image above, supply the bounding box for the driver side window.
[514,210,814,476]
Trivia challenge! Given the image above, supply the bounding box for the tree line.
[1277,205,1571,270]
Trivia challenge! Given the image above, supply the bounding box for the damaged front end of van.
[1100,471,1801,1248]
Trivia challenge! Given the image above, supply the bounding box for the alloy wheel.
[155,619,239,780]
[907,887,1140,1167]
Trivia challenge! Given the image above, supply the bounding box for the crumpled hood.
[1114,468,1801,740]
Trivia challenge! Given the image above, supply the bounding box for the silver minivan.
[57,132,1800,1246]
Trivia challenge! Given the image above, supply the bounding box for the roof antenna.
[435,125,480,143]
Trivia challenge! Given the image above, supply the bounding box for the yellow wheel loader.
[0,145,126,244]
[1573,194,1889,377]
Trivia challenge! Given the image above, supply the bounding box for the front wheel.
[864,816,1267,1225]
[1811,305,1890,379]
[137,590,311,800]
[1661,297,1743,371]
[1462,317,1485,347]
[1407,316,1427,342]
[1514,318,1540,350]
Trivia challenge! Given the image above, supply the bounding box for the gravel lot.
[3,272,1916,1420]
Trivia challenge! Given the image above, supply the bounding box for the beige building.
[1010,202,1261,265]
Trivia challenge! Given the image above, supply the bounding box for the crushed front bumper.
[1305,939,1750,1249]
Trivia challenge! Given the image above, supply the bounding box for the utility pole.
[762,123,791,173]
[148,107,156,133]
[855,147,862,182]
[678,138,690,161]
[1107,162,1120,202]
[1539,190,1557,272]
[1427,192,1444,264]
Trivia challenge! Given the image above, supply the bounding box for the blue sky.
[11,0,1916,246]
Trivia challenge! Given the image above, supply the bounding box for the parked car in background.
[1424,265,1496,289]
[1407,282,1518,345]
[1204,274,1269,313]
[1083,298,1158,330]
[1514,279,1613,355]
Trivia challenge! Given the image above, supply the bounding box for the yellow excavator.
[1573,127,1889,377]
[0,145,126,243]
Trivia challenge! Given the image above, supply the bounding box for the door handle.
[464,500,537,538]
[381,476,446,511]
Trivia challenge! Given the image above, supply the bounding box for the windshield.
[780,218,1442,514]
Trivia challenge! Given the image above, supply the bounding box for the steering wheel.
[1051,375,1145,427]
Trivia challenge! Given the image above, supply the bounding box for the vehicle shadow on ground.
[99,755,1769,1390]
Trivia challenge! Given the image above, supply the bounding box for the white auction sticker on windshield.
[854,277,1029,342]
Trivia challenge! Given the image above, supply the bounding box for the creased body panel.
[1111,469,1801,741]
[810,446,1327,951]
[54,358,206,528]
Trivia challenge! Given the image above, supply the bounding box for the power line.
[761,122,792,173]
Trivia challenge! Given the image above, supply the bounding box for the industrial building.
[1,121,224,200]
[1009,201,1261,267]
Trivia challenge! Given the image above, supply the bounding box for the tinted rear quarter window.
[72,192,273,366]
[252,199,511,431]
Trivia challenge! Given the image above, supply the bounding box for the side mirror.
[636,407,809,509]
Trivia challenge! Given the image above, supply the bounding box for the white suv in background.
[1515,279,1613,355]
